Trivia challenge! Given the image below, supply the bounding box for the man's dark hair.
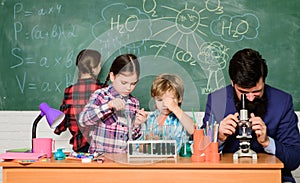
[229,48,268,88]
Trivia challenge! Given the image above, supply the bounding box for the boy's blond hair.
[151,74,184,104]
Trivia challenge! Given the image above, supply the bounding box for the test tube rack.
[127,140,177,158]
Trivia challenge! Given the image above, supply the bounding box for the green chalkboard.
[0,0,299,111]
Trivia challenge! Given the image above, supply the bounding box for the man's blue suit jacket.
[203,84,300,183]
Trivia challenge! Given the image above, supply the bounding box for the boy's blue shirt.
[144,109,189,152]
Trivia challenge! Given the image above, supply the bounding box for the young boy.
[145,73,194,152]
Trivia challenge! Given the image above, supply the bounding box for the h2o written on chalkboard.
[1,0,299,111]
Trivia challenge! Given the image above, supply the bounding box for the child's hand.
[163,97,179,112]
[134,108,148,127]
[108,98,126,111]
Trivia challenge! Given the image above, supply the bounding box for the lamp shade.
[39,102,65,129]
[32,102,65,140]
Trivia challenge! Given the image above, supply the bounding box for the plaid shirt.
[144,110,189,153]
[54,78,102,152]
[79,84,141,153]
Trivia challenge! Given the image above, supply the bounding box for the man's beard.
[234,91,268,118]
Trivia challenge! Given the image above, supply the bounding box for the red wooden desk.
[0,153,283,183]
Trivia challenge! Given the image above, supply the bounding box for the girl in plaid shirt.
[79,54,148,153]
[54,49,102,153]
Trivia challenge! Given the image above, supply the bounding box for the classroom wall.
[0,111,299,182]
[0,111,73,153]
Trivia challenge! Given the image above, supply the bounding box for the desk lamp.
[31,102,65,140]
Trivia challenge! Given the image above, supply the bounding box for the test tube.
[129,143,133,155]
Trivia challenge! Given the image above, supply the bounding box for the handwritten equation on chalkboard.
[1,0,261,110]
[11,2,77,95]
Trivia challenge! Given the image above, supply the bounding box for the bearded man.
[202,48,300,183]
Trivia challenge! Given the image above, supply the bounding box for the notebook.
[0,152,46,160]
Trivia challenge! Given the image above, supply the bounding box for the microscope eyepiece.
[241,93,246,109]
[239,93,248,121]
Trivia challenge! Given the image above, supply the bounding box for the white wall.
[0,111,299,182]
[0,111,73,153]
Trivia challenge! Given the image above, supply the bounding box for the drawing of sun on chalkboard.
[149,3,210,59]
[146,2,227,94]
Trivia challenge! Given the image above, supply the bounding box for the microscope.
[233,93,257,160]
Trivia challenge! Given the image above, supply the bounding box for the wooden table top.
[0,153,283,169]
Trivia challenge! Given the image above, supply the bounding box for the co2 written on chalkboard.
[0,0,299,111]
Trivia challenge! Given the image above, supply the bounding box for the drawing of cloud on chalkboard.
[91,3,152,50]
[210,13,260,42]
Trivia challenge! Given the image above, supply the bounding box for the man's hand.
[250,113,270,147]
[218,113,239,141]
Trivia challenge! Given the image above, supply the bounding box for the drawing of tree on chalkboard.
[197,41,228,94]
